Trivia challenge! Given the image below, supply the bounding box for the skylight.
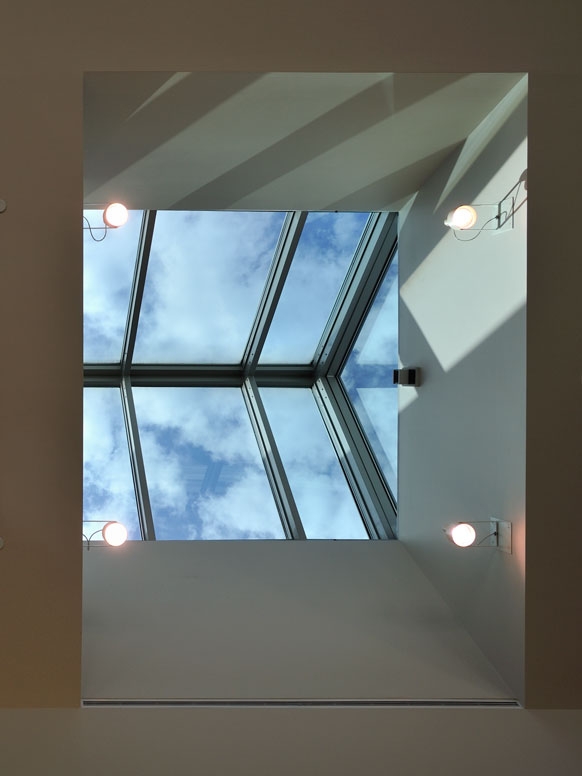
[83,210,398,541]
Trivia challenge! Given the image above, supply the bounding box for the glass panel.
[260,212,370,364]
[83,209,143,362]
[83,388,141,540]
[133,211,286,363]
[340,252,398,497]
[261,388,367,539]
[132,387,284,539]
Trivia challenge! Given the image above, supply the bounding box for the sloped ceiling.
[84,72,523,211]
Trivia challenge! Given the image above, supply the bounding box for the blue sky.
[83,210,396,539]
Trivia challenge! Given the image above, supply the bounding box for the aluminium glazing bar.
[84,363,123,386]
[121,210,157,375]
[242,211,307,376]
[241,377,306,540]
[313,212,398,378]
[120,377,156,540]
[129,364,245,387]
[312,377,396,539]
[254,364,314,387]
[85,363,318,388]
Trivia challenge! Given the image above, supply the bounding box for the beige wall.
[0,0,580,735]
[2,707,582,776]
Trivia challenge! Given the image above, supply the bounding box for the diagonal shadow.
[84,72,264,195]
[171,74,467,209]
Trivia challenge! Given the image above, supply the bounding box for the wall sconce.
[83,520,128,550]
[444,205,478,230]
[445,518,511,553]
[83,202,129,242]
[444,196,514,240]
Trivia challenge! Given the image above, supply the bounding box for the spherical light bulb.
[450,523,477,548]
[103,203,129,228]
[102,521,128,547]
[444,205,478,230]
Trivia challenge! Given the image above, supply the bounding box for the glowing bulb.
[103,203,129,228]
[102,521,128,547]
[450,523,477,548]
[444,205,478,230]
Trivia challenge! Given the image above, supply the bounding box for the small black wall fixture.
[393,368,421,387]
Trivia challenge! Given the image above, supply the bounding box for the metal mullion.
[313,212,398,378]
[325,374,397,535]
[121,210,157,374]
[254,364,315,388]
[120,377,156,540]
[313,376,396,539]
[241,377,306,540]
[129,363,244,387]
[84,363,124,387]
[242,211,307,375]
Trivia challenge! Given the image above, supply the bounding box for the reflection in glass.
[133,211,286,363]
[83,209,143,362]
[260,212,370,363]
[340,252,398,498]
[83,388,141,540]
[133,387,284,539]
[261,388,367,539]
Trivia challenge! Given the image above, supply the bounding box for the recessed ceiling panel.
[84,72,525,211]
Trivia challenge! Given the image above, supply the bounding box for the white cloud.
[83,388,141,538]
[261,212,370,362]
[131,386,282,539]
[83,210,144,362]
[261,387,366,538]
[133,211,285,363]
[195,470,284,539]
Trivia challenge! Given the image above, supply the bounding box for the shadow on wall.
[396,78,528,701]
[399,87,528,283]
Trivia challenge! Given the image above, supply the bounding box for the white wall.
[83,540,509,701]
[398,79,527,700]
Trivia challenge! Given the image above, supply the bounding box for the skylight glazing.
[133,211,286,363]
[83,209,144,362]
[83,388,141,539]
[133,387,284,539]
[261,388,367,539]
[83,209,398,541]
[340,252,399,497]
[260,212,369,363]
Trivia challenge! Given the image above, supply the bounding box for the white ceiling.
[84,72,523,212]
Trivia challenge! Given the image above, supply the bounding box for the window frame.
[84,209,398,541]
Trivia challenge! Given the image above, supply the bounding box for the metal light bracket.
[456,197,515,232]
[490,518,512,553]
